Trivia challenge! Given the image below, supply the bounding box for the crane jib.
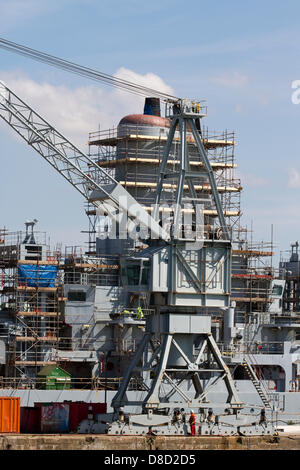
[0,81,170,242]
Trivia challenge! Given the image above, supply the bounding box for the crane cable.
[0,37,179,102]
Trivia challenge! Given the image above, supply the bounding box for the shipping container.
[66,402,107,431]
[21,401,108,434]
[20,407,41,433]
[40,403,69,433]
[0,396,20,433]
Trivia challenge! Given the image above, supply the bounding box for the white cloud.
[287,167,300,188]
[211,72,249,89]
[0,68,175,148]
[115,67,174,97]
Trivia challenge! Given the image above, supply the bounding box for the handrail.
[0,375,146,391]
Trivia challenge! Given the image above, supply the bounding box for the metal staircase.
[242,358,272,410]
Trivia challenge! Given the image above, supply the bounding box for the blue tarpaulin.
[18,264,58,288]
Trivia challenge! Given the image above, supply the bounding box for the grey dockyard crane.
[0,40,254,435]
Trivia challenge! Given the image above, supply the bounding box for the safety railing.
[89,123,235,155]
[216,341,284,356]
[63,248,119,266]
[111,307,154,319]
[64,272,120,287]
[0,375,146,391]
[122,339,137,353]
[0,230,48,249]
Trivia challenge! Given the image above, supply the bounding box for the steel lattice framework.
[0,81,169,241]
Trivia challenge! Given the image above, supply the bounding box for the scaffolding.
[87,121,241,249]
[0,229,63,377]
[231,227,276,316]
[0,231,123,381]
[63,246,120,287]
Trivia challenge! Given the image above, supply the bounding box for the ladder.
[241,358,272,410]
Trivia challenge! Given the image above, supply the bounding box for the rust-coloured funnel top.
[118,114,170,128]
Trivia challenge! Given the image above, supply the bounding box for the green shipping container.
[37,365,71,390]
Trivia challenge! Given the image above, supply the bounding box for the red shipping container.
[0,397,20,433]
[91,402,107,415]
[20,407,41,433]
[31,401,107,433]
[66,402,107,432]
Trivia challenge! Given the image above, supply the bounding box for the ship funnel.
[143,97,161,117]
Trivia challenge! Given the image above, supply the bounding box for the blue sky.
[1,0,300,262]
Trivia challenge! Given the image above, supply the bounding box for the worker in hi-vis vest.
[137,306,144,320]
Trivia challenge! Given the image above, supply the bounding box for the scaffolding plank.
[85,208,240,217]
[119,180,241,193]
[232,250,274,257]
[145,207,240,217]
[97,157,237,169]
[16,311,60,317]
[61,263,119,269]
[231,274,272,280]
[14,361,57,366]
[16,336,59,342]
[17,259,60,266]
[16,286,57,292]
[231,297,273,303]
[89,134,235,148]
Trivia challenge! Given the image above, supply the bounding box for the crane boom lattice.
[0,81,169,241]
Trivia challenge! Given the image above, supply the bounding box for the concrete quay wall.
[0,434,299,450]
